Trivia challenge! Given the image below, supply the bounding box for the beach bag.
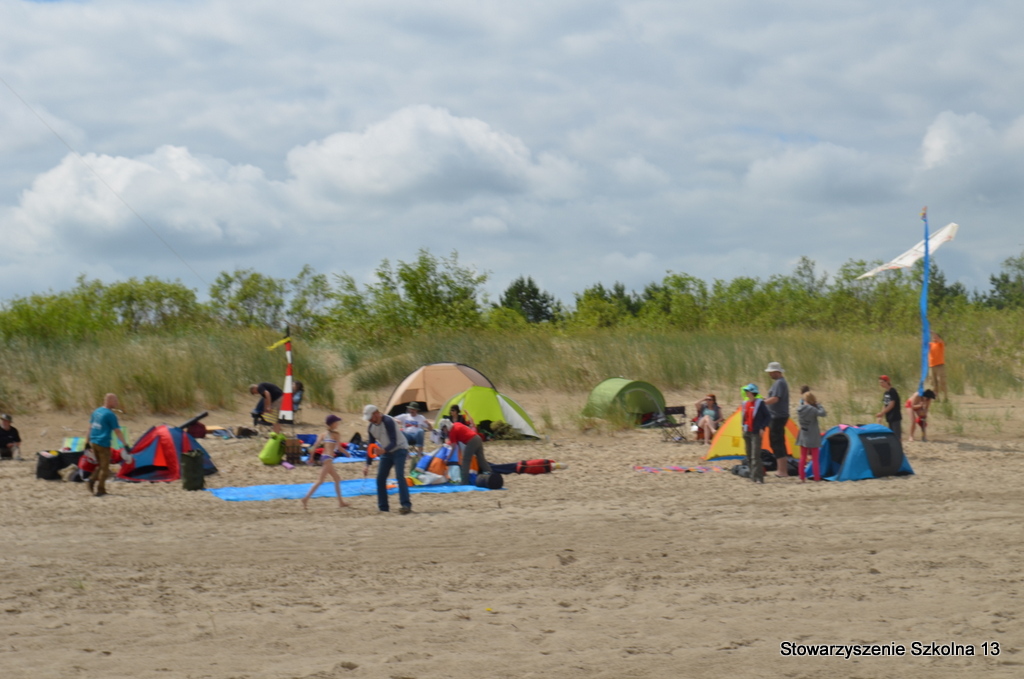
[235,426,259,438]
[418,471,448,485]
[475,471,504,490]
[181,450,205,490]
[283,438,303,465]
[731,464,750,478]
[258,433,287,465]
[761,450,778,472]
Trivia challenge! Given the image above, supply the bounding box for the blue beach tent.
[814,424,914,482]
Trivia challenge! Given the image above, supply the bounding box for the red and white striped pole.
[278,330,295,426]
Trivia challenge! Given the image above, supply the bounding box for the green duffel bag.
[258,433,287,465]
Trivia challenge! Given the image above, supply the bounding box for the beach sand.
[1,391,1022,678]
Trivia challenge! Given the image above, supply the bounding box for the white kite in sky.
[857,222,960,279]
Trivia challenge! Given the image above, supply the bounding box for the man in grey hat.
[363,405,412,514]
[0,414,21,461]
[763,362,791,476]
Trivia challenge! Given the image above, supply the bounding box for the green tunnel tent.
[582,378,666,422]
[437,386,539,439]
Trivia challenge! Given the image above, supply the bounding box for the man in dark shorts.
[763,362,791,476]
[875,375,902,440]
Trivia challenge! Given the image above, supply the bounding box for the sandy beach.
[1,390,1022,679]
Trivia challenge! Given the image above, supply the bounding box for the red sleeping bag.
[515,459,554,475]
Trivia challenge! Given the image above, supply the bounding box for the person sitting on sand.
[394,403,432,454]
[301,414,350,510]
[906,389,937,442]
[447,404,475,429]
[694,394,723,444]
[0,413,22,461]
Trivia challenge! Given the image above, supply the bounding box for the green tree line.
[2,248,1023,344]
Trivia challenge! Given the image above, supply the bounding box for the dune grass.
[343,328,1021,400]
[0,330,335,415]
[1,326,1019,421]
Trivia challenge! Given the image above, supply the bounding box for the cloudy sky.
[3,0,1023,304]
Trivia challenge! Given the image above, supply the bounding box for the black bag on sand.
[730,464,750,478]
[760,449,778,472]
[475,472,504,489]
[181,450,205,491]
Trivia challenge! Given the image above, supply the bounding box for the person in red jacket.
[447,420,491,485]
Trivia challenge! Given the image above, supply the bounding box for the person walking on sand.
[84,393,129,497]
[363,405,412,515]
[301,414,350,510]
[875,375,902,440]
[928,332,948,401]
[795,391,827,482]
[741,384,771,484]
[763,362,791,477]
[906,389,936,442]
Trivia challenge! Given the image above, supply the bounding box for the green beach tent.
[437,386,539,438]
[582,378,666,422]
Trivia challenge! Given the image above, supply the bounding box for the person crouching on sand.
[301,414,350,510]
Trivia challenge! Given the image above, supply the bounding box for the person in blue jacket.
[741,384,772,484]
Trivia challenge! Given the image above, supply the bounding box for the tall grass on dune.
[1,322,1019,419]
[0,330,335,415]
[343,327,1023,404]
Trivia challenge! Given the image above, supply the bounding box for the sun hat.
[764,362,784,373]
[406,403,421,411]
[742,383,759,394]
[325,414,342,426]
[362,404,379,421]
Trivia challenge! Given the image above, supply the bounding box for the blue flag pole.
[918,208,931,396]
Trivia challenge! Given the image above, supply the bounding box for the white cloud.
[285,105,582,202]
[920,111,995,170]
[3,1,1024,300]
[746,142,903,204]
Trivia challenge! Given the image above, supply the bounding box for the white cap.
[362,404,379,421]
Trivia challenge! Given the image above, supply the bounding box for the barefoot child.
[796,391,827,482]
[906,389,936,442]
[301,414,351,509]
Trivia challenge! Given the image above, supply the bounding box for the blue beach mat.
[208,478,492,502]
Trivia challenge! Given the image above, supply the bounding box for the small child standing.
[796,391,827,482]
[301,414,351,510]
